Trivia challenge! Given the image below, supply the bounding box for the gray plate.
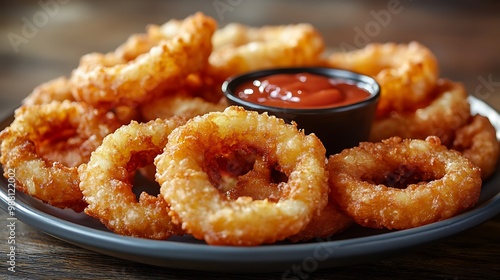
[1,96,500,273]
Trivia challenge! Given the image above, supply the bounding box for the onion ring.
[0,101,120,212]
[71,12,217,108]
[328,136,482,230]
[154,106,329,245]
[210,23,325,79]
[369,79,471,146]
[328,42,439,117]
[451,115,500,180]
[78,118,186,239]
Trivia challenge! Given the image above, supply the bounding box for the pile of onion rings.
[0,13,498,246]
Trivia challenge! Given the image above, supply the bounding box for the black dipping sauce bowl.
[222,67,380,156]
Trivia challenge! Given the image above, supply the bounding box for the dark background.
[1,0,500,119]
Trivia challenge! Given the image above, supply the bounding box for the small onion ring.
[154,106,329,246]
[328,136,482,230]
[78,118,186,239]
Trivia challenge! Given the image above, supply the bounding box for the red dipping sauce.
[235,72,371,109]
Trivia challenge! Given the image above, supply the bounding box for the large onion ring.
[0,101,120,212]
[369,79,471,146]
[78,118,186,239]
[154,106,329,246]
[328,42,439,117]
[71,12,217,107]
[328,136,482,230]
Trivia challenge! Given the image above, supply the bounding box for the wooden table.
[1,1,499,279]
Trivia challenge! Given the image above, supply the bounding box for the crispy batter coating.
[0,101,120,211]
[155,106,329,245]
[328,42,439,117]
[139,94,227,121]
[71,12,217,108]
[328,136,482,230]
[79,118,186,239]
[451,115,500,180]
[369,79,471,146]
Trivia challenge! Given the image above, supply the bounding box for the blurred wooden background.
[1,0,500,119]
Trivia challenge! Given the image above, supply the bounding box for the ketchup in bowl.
[235,72,371,109]
[222,67,380,155]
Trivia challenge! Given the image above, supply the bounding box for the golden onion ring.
[71,12,217,108]
[155,106,329,245]
[0,101,120,211]
[328,136,482,230]
[79,118,186,239]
